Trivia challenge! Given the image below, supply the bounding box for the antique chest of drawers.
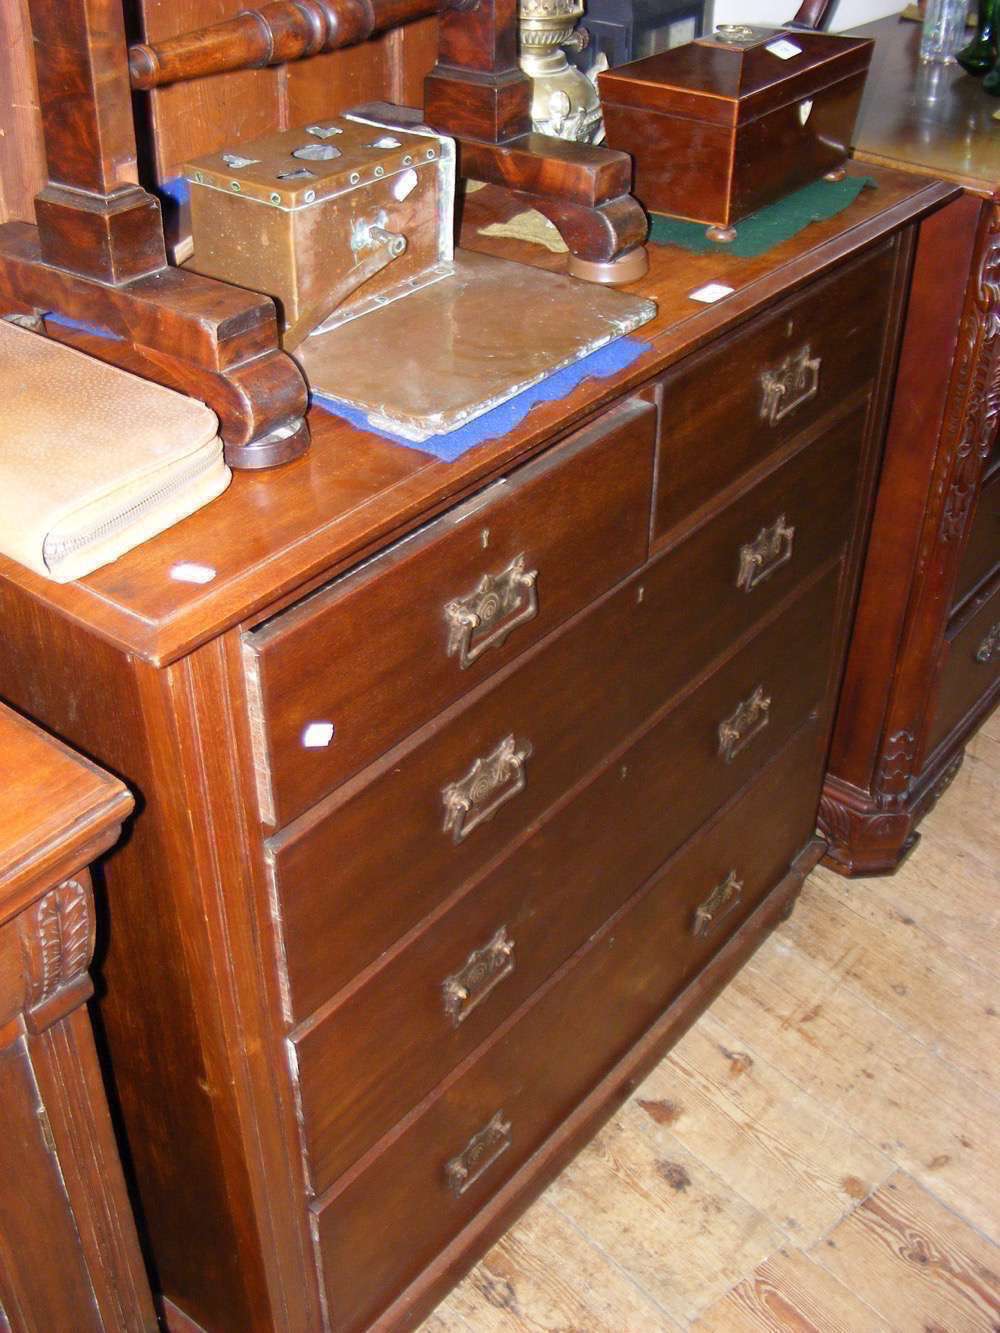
[0,166,954,1331]
[819,18,1000,874]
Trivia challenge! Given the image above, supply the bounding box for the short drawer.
[653,241,894,540]
[244,398,656,828]
[270,411,859,1018]
[310,723,826,1333]
[952,463,999,613]
[926,575,1000,757]
[293,567,840,1189]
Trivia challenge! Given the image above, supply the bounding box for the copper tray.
[295,251,656,442]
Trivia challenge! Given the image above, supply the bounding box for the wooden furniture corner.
[0,703,156,1332]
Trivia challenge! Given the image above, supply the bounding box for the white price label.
[766,38,803,59]
[689,282,735,304]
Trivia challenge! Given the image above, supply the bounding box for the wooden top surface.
[851,16,1000,196]
[0,703,133,920]
[0,164,956,666]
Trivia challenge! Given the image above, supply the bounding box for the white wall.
[710,0,903,32]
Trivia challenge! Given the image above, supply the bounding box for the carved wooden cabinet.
[819,17,1000,874]
[0,168,953,1331]
[0,704,156,1332]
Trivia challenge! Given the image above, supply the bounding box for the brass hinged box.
[598,28,873,228]
[184,113,455,346]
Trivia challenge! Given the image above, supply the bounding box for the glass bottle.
[957,0,997,74]
[920,0,969,62]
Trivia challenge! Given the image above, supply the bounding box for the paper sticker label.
[170,562,216,584]
[302,721,336,748]
[689,282,735,304]
[766,38,803,59]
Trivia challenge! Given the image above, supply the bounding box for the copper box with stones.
[184,113,455,347]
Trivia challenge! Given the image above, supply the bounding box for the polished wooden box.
[599,28,873,227]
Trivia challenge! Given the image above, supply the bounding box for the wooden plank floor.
[420,709,1000,1332]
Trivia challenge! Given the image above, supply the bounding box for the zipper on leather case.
[42,449,222,568]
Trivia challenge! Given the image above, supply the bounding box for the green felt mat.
[648,176,876,258]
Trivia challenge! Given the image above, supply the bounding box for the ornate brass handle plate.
[445,1110,512,1196]
[442,735,532,843]
[692,870,743,938]
[442,926,516,1025]
[444,553,539,670]
[975,621,999,663]
[760,345,821,426]
[737,514,795,592]
[718,685,771,763]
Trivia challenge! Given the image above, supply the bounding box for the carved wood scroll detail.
[872,728,918,806]
[20,877,94,1014]
[935,204,1000,550]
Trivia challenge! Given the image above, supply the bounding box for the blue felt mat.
[311,336,651,462]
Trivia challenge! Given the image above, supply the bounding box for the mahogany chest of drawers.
[818,18,1000,874]
[0,166,954,1331]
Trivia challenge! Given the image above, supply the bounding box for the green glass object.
[958,0,997,73]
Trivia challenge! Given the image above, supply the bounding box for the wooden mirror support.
[126,0,649,283]
[0,0,310,469]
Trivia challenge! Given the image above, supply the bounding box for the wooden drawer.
[952,463,999,612]
[653,242,894,540]
[269,411,859,1018]
[310,723,826,1333]
[293,567,840,1191]
[633,405,864,713]
[244,399,656,828]
[927,576,1000,756]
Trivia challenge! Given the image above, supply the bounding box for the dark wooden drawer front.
[952,464,999,612]
[634,406,864,712]
[270,413,858,1019]
[653,242,893,541]
[293,568,840,1190]
[244,399,656,828]
[311,724,826,1333]
[927,577,1000,756]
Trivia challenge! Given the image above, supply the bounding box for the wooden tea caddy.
[0,0,649,471]
[599,26,873,240]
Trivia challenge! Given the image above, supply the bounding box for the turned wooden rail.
[129,0,463,89]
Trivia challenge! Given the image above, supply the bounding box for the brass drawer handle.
[445,1110,512,1196]
[442,926,516,1026]
[737,514,795,592]
[760,344,821,426]
[718,684,771,763]
[975,621,999,663]
[442,735,531,844]
[693,870,743,937]
[444,553,539,670]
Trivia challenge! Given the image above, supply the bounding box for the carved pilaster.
[927,203,1000,564]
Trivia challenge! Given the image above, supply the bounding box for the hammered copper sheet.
[295,251,656,441]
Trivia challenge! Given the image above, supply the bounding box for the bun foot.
[824,166,847,182]
[567,245,649,285]
[705,224,737,244]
